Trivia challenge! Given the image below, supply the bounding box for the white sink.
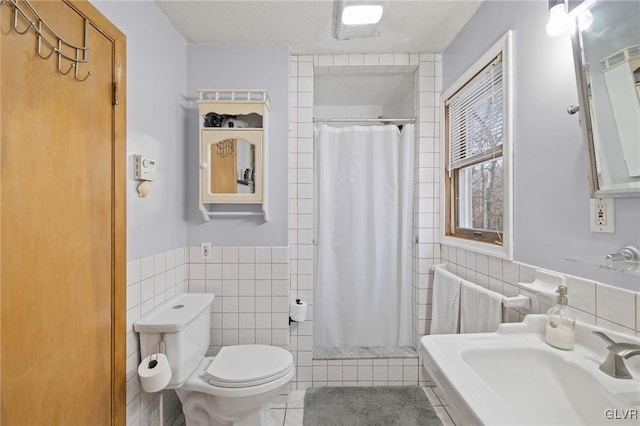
[421,315,640,425]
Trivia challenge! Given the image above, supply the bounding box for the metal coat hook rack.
[1,0,93,81]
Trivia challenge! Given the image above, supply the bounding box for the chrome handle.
[593,331,639,379]
[604,246,640,265]
[615,344,640,359]
[567,105,580,114]
[593,331,616,346]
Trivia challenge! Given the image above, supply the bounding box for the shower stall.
[312,70,417,359]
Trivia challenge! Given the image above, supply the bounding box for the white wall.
[92,0,189,261]
[443,0,640,291]
[91,1,189,424]
[186,45,290,247]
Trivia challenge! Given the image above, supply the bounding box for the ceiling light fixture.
[341,5,383,25]
[335,1,384,41]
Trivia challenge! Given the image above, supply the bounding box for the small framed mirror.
[209,138,256,195]
[571,0,640,196]
[200,129,263,203]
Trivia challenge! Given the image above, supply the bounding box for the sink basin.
[421,315,640,425]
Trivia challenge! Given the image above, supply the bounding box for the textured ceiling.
[155,0,484,54]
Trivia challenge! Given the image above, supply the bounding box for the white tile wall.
[413,54,443,355]
[126,245,290,425]
[186,246,291,354]
[289,54,315,390]
[126,248,188,426]
[289,53,441,389]
[439,244,640,336]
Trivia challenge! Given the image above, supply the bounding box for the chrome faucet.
[593,331,640,379]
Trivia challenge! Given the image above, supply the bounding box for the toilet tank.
[134,293,214,388]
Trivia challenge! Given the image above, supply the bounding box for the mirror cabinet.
[571,0,640,196]
[197,90,270,221]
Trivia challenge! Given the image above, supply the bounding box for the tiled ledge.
[314,346,418,360]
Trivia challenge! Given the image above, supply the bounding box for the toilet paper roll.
[290,301,308,322]
[138,353,172,393]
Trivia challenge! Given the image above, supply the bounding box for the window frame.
[440,31,514,259]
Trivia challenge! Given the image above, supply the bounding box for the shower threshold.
[313,346,417,360]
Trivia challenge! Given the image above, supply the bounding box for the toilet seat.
[182,347,295,399]
[204,345,294,388]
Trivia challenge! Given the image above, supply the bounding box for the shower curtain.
[314,124,414,348]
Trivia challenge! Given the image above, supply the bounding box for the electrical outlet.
[200,242,212,260]
[595,203,606,226]
[590,198,615,233]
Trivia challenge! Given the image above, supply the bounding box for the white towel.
[429,266,462,334]
[460,280,504,333]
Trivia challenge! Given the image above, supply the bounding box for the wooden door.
[0,1,126,424]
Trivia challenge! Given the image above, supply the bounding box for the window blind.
[447,55,504,176]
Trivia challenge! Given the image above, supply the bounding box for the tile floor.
[270,386,457,426]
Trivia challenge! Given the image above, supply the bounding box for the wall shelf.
[565,245,640,277]
[565,255,640,277]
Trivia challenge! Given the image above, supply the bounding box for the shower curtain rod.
[313,117,416,124]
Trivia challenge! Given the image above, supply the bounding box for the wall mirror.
[571,0,640,197]
[209,138,256,195]
[200,128,263,205]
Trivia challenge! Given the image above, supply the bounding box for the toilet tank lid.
[134,293,215,333]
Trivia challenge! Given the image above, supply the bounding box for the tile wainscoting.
[125,245,291,426]
[121,244,638,426]
[185,246,291,354]
[126,248,188,426]
[438,244,640,335]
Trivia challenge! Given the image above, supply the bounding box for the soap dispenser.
[545,285,576,350]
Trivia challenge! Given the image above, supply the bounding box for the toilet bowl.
[177,346,295,426]
[134,293,295,426]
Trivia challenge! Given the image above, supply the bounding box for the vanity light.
[335,1,384,40]
[546,0,569,37]
[578,9,593,31]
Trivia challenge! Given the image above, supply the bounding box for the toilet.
[134,293,294,426]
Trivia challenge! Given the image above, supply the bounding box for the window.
[442,32,512,258]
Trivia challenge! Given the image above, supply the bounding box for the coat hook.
[57,39,75,75]
[36,46,56,60]
[13,15,34,35]
[6,0,92,83]
[58,61,75,75]
[36,22,56,59]
[36,39,56,59]
[75,69,93,82]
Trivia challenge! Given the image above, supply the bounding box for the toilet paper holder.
[148,353,159,369]
[289,298,307,325]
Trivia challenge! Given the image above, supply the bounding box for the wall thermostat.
[134,155,156,181]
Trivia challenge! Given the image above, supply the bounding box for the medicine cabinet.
[571,0,640,196]
[197,90,270,221]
